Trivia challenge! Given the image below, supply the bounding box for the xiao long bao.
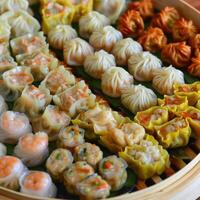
[188,56,200,78]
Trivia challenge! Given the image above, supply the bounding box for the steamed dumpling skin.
[128,51,162,81]
[121,84,157,114]
[84,50,116,79]
[101,66,134,97]
[152,65,185,95]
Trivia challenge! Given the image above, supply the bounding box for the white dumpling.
[48,25,78,50]
[0,95,8,116]
[152,65,185,95]
[94,0,126,24]
[0,0,28,14]
[20,171,57,198]
[128,52,162,82]
[89,26,123,52]
[101,66,134,97]
[84,50,116,79]
[0,20,11,43]
[64,38,94,66]
[79,11,110,39]
[112,38,143,66]
[121,84,157,114]
[0,143,6,156]
[0,111,32,144]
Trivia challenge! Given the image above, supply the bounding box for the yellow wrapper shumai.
[134,106,169,134]
[155,117,191,149]
[173,82,200,106]
[41,0,74,34]
[196,100,200,110]
[119,134,170,179]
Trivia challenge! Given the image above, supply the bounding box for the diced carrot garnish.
[104,161,112,169]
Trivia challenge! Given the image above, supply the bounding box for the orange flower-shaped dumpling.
[138,27,167,53]
[151,6,180,33]
[161,42,191,68]
[172,18,197,42]
[118,10,144,38]
[188,57,200,78]
[189,34,200,57]
[128,0,154,19]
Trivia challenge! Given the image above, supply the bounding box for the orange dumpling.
[138,27,167,53]
[151,6,180,33]
[118,10,144,38]
[188,57,200,78]
[161,42,191,68]
[189,34,200,57]
[128,0,154,19]
[172,18,197,42]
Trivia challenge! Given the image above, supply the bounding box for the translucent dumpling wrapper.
[0,143,7,156]
[39,65,76,95]
[94,0,126,24]
[0,156,27,190]
[0,0,28,14]
[121,84,158,114]
[112,38,143,66]
[84,50,116,79]
[31,105,71,141]
[10,32,48,57]
[0,42,10,56]
[0,67,34,102]
[128,51,162,82]
[0,20,11,43]
[152,65,185,95]
[14,132,49,167]
[17,51,59,82]
[89,26,123,52]
[19,171,57,198]
[0,95,8,116]
[64,38,94,66]
[0,10,40,38]
[101,66,134,98]
[46,148,73,180]
[53,80,96,117]
[14,85,52,118]
[99,155,127,191]
[79,11,110,39]
[0,55,17,75]
[48,25,77,50]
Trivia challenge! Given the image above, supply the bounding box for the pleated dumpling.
[84,50,116,79]
[112,38,143,66]
[64,38,94,66]
[128,51,162,81]
[0,20,11,43]
[152,66,185,95]
[0,95,8,116]
[48,25,78,50]
[89,26,123,52]
[0,143,7,156]
[79,11,110,39]
[101,66,134,97]
[0,0,28,14]
[121,84,157,114]
[94,0,126,24]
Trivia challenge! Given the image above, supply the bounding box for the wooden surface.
[184,0,200,10]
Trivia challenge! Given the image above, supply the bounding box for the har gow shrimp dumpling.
[64,38,94,66]
[84,50,116,79]
[0,143,7,156]
[121,84,158,114]
[101,66,134,98]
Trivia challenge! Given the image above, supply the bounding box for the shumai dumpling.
[64,38,94,66]
[118,10,144,38]
[101,66,134,98]
[152,66,185,95]
[89,26,122,52]
[189,34,200,57]
[79,11,110,39]
[172,18,197,42]
[121,84,157,114]
[128,51,162,82]
[138,27,167,53]
[94,0,126,24]
[112,38,143,66]
[0,0,28,14]
[161,42,191,68]
[151,6,180,33]
[128,0,154,19]
[188,56,200,78]
[48,25,77,50]
[84,50,116,79]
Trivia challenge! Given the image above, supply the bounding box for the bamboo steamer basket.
[1,0,200,199]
